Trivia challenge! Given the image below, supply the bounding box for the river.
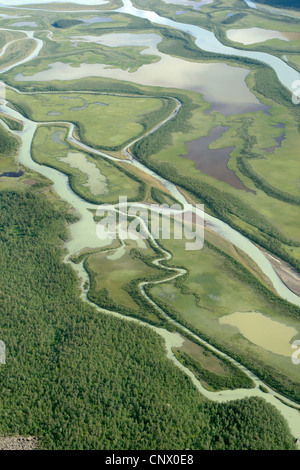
[0,0,300,442]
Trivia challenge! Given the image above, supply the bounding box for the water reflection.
[227,27,300,45]
[79,16,113,24]
[180,126,254,191]
[15,32,268,116]
[161,0,213,9]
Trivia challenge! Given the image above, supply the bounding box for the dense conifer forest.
[0,190,296,450]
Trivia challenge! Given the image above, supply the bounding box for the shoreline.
[262,249,300,297]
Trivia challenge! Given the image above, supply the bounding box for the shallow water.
[227,27,300,45]
[79,16,112,24]
[161,0,213,8]
[48,111,62,116]
[1,6,300,439]
[12,21,38,27]
[0,169,23,177]
[15,55,267,116]
[219,311,298,357]
[263,133,285,153]
[117,0,300,94]
[59,151,108,196]
[69,32,162,53]
[50,130,66,146]
[180,126,253,191]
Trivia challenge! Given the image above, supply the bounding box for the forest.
[254,0,300,9]
[0,0,299,450]
[0,189,296,450]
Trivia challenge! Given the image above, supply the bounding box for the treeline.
[0,124,18,157]
[0,192,294,450]
[131,84,300,273]
[158,26,263,68]
[235,116,300,206]
[253,67,300,129]
[0,189,296,449]
[173,350,254,392]
[221,13,247,24]
[145,237,300,403]
[254,0,300,9]
[0,116,23,132]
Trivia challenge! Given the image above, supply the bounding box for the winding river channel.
[0,0,300,441]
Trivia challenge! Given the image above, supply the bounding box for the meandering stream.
[0,0,300,441]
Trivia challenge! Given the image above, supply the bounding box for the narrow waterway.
[2,97,300,439]
[116,0,299,94]
[0,0,300,442]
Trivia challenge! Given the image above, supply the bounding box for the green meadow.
[0,30,25,49]
[131,0,300,59]
[0,38,37,71]
[148,231,300,402]
[173,338,253,392]
[86,240,160,313]
[31,125,143,204]
[82,232,255,391]
[79,211,300,401]
[7,89,169,150]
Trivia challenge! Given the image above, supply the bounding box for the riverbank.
[263,249,300,296]
[0,0,300,448]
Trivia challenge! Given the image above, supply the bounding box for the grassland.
[7,89,174,151]
[0,31,26,49]
[0,0,299,409]
[148,231,300,402]
[0,178,295,449]
[131,0,300,69]
[0,114,23,131]
[86,239,162,315]
[31,125,144,204]
[79,231,256,391]
[80,211,300,401]
[0,38,37,72]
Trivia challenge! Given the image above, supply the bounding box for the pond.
[79,16,113,24]
[180,126,253,191]
[11,21,38,27]
[16,32,268,116]
[226,27,300,45]
[219,311,298,357]
[161,0,213,8]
